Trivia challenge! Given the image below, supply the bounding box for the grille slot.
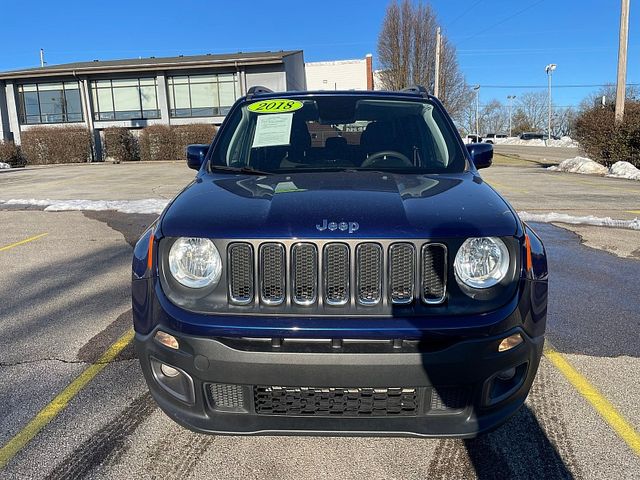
[207,384,245,409]
[324,243,350,305]
[356,243,383,305]
[421,244,447,304]
[429,387,469,412]
[389,243,415,304]
[254,386,419,416]
[259,243,286,305]
[228,243,254,304]
[292,243,318,305]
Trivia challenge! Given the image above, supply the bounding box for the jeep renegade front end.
[132,87,548,437]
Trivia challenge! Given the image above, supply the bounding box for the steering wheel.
[361,150,412,168]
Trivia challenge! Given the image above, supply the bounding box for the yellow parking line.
[545,346,640,456]
[626,210,640,214]
[0,233,48,252]
[0,328,135,469]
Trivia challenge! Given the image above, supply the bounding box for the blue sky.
[0,0,637,108]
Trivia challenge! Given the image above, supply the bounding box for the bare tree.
[553,107,577,137]
[513,92,548,133]
[579,84,640,111]
[377,0,471,118]
[480,100,507,134]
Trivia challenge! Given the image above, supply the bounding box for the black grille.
[228,243,253,304]
[429,386,469,412]
[207,384,245,409]
[292,243,318,305]
[226,241,447,308]
[254,386,419,416]
[422,244,447,304]
[356,243,383,305]
[324,244,350,305]
[260,243,285,305]
[389,243,415,304]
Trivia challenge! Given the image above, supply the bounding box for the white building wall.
[305,59,368,91]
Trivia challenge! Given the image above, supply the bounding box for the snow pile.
[494,136,579,148]
[519,212,640,231]
[608,161,640,181]
[0,198,169,214]
[0,162,11,169]
[547,157,608,175]
[548,157,640,181]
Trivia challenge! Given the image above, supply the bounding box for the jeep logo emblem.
[316,219,359,234]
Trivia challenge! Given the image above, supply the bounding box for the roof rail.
[400,85,430,98]
[246,85,274,99]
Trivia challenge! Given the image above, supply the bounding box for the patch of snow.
[549,157,640,181]
[494,136,579,148]
[0,198,169,214]
[519,212,640,231]
[547,156,608,175]
[607,161,640,181]
[0,162,11,169]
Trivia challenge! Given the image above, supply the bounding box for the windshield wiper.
[210,165,272,175]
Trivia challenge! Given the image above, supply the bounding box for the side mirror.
[186,144,209,170]
[466,143,493,169]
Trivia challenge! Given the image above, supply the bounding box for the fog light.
[160,364,180,378]
[498,333,523,352]
[155,331,179,350]
[496,367,516,381]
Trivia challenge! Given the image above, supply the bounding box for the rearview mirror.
[186,144,209,170]
[466,143,493,169]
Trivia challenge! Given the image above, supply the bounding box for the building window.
[17,82,83,124]
[167,73,238,117]
[90,78,159,121]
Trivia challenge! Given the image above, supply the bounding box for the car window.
[213,95,465,174]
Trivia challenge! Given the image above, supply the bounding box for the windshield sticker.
[248,99,303,114]
[251,112,293,148]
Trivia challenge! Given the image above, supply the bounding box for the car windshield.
[211,95,466,174]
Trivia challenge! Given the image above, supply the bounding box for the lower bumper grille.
[204,384,470,417]
[254,386,419,416]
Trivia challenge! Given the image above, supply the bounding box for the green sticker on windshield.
[248,99,303,113]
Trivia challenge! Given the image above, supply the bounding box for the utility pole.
[434,27,442,97]
[545,64,557,144]
[39,48,45,68]
[615,0,630,123]
[473,85,480,138]
[507,95,516,137]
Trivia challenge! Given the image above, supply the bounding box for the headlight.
[168,237,222,289]
[454,237,510,289]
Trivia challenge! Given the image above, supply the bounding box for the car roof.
[245,89,436,103]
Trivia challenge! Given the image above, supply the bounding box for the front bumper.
[136,326,544,438]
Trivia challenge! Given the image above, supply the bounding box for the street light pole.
[545,64,557,145]
[473,85,480,139]
[615,0,630,123]
[507,95,516,137]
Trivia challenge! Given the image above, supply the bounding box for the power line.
[447,0,485,28]
[457,0,546,46]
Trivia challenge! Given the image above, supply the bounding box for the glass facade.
[17,82,83,124]
[167,73,237,117]
[91,78,160,120]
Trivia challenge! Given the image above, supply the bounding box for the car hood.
[160,171,519,239]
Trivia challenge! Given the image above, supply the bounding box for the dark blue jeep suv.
[132,87,548,437]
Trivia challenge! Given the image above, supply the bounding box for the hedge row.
[574,102,640,168]
[138,124,217,161]
[102,124,216,162]
[20,127,92,165]
[0,141,24,167]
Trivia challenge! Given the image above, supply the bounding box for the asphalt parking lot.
[0,154,639,479]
